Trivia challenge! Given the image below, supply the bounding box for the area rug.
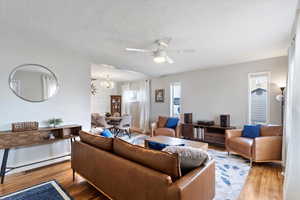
[0,180,73,200]
[121,134,250,200]
[208,149,250,200]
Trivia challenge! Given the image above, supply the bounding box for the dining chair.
[115,115,132,138]
[91,113,113,129]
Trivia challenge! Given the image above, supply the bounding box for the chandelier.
[100,75,114,89]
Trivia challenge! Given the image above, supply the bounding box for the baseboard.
[6,154,71,175]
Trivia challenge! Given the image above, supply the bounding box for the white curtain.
[137,80,151,133]
[121,82,131,115]
[282,39,295,169]
[42,74,56,99]
[283,20,300,198]
[121,80,151,132]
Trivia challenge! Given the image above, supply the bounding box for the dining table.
[105,116,122,134]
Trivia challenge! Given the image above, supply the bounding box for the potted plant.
[48,118,63,128]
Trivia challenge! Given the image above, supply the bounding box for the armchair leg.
[250,159,253,167]
[72,169,75,182]
[126,129,131,138]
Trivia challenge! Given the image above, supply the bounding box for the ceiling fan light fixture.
[153,51,167,63]
[153,56,166,63]
[126,38,195,64]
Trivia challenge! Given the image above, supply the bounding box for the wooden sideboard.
[181,123,236,146]
[111,95,122,116]
[0,125,82,184]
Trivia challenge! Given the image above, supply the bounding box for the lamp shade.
[276,94,284,102]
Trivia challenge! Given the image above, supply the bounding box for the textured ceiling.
[91,64,147,82]
[0,0,297,77]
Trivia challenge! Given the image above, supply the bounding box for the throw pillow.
[101,129,113,138]
[242,124,261,138]
[163,146,209,169]
[166,117,179,129]
[147,141,185,151]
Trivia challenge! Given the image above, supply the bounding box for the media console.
[181,123,236,147]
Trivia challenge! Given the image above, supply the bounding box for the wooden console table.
[181,124,236,146]
[0,125,81,184]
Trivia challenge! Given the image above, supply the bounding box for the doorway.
[170,82,181,117]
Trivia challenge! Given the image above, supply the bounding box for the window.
[170,82,181,117]
[248,72,270,124]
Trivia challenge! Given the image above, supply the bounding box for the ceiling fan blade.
[125,48,152,53]
[166,49,196,53]
[166,56,174,64]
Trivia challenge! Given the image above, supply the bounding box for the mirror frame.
[8,64,60,103]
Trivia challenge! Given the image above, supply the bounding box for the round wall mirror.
[9,64,59,102]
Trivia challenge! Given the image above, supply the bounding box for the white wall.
[91,80,120,115]
[0,29,91,172]
[151,56,288,127]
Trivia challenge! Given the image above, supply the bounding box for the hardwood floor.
[0,161,108,200]
[210,146,284,200]
[238,163,283,200]
[0,155,283,200]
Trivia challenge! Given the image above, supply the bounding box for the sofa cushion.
[79,131,113,151]
[163,146,209,169]
[166,117,179,129]
[113,138,181,181]
[154,128,176,137]
[260,125,282,136]
[158,116,168,128]
[242,125,261,138]
[228,137,253,158]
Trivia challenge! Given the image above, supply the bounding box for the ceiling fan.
[125,37,195,64]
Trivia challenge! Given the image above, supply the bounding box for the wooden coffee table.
[145,136,208,151]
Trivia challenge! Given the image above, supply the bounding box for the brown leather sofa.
[225,125,282,165]
[72,131,215,200]
[151,116,181,137]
